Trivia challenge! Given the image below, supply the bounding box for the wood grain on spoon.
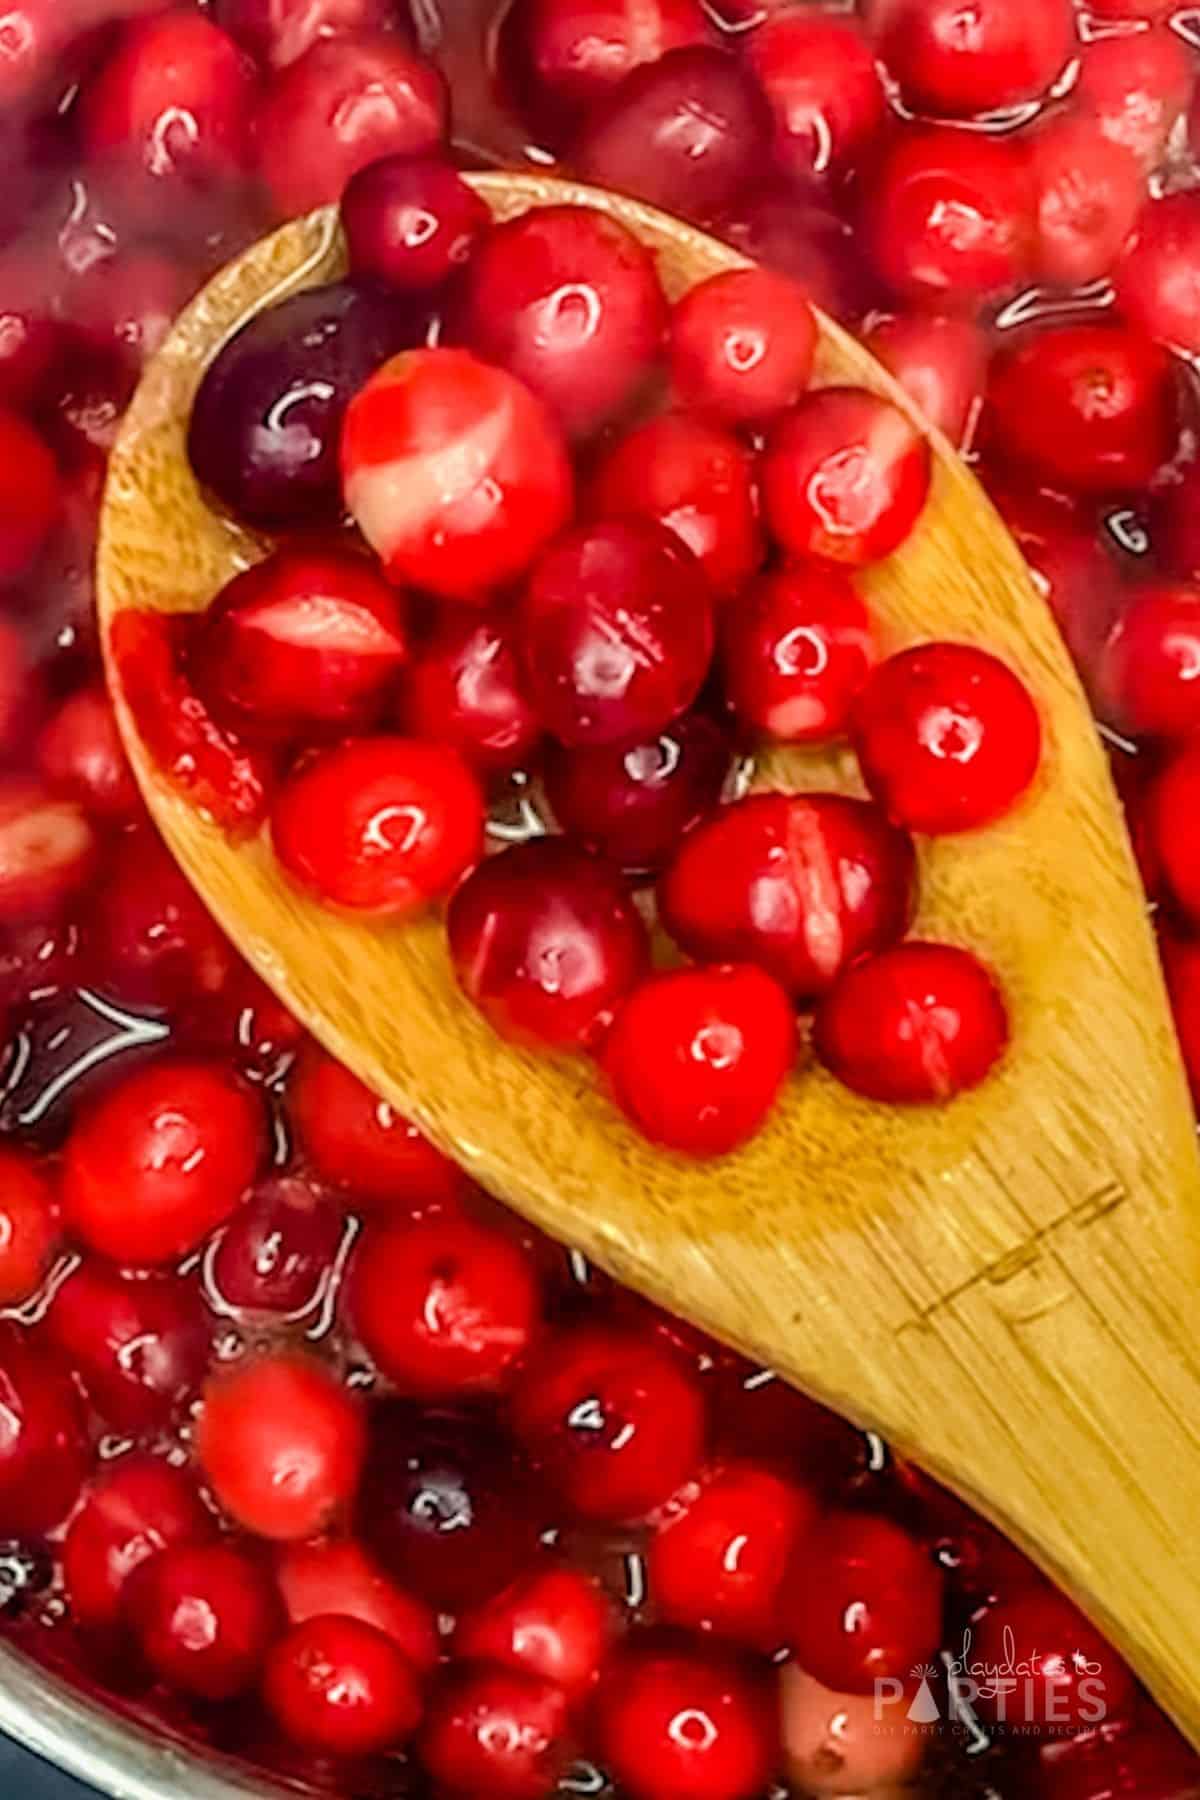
[97,173,1200,1741]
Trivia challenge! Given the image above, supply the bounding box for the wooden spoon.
[97,172,1200,1741]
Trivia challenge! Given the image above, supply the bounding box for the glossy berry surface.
[505,0,711,138]
[127,1543,281,1701]
[1076,28,1195,172]
[721,567,875,746]
[670,268,815,427]
[209,1177,345,1316]
[399,609,542,774]
[969,1585,1137,1733]
[1148,745,1200,927]
[595,1645,776,1800]
[0,1328,89,1538]
[1030,118,1143,291]
[1099,584,1200,741]
[1116,193,1200,358]
[263,1615,424,1756]
[274,1537,439,1672]
[45,1261,210,1433]
[863,314,987,451]
[455,1563,612,1700]
[867,0,1075,117]
[746,14,884,182]
[0,1147,59,1306]
[342,153,491,294]
[0,408,61,580]
[62,1455,212,1631]
[418,1664,569,1800]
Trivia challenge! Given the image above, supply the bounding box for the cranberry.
[447,839,649,1049]
[1147,745,1200,926]
[1030,117,1143,291]
[36,685,139,825]
[0,1147,59,1306]
[1153,462,1200,582]
[342,154,490,294]
[455,1564,612,1701]
[127,1542,282,1701]
[264,1614,423,1756]
[185,959,306,1082]
[504,0,711,141]
[62,1455,212,1632]
[210,1177,344,1316]
[0,621,43,766]
[66,246,194,373]
[399,609,542,775]
[543,712,730,877]
[1159,928,1200,1107]
[814,940,1009,1103]
[780,1661,925,1796]
[215,0,400,69]
[342,347,574,601]
[1116,194,1200,358]
[866,0,1075,117]
[418,1665,569,1800]
[255,34,447,216]
[669,268,815,429]
[0,407,60,582]
[62,1059,262,1265]
[0,778,97,926]
[45,1262,210,1434]
[89,827,235,1011]
[274,1537,438,1671]
[574,47,772,224]
[713,189,876,322]
[745,14,885,181]
[0,255,65,409]
[1036,1720,1200,1800]
[990,482,1124,684]
[595,1644,776,1800]
[512,1324,706,1522]
[1097,583,1200,741]
[660,792,916,998]
[721,567,875,746]
[968,1584,1137,1734]
[0,1327,89,1537]
[0,917,81,1014]
[1076,29,1195,172]
[1086,0,1175,14]
[865,127,1034,308]
[198,1352,366,1541]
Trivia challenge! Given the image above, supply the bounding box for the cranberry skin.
[866,0,1075,118]
[745,15,885,182]
[1154,464,1200,584]
[722,568,875,747]
[342,154,490,294]
[0,779,97,927]
[210,1177,344,1316]
[512,1324,706,1522]
[852,642,1041,834]
[272,736,484,916]
[90,828,235,1011]
[0,408,60,582]
[62,1060,263,1266]
[0,258,63,410]
[575,47,772,224]
[67,247,193,373]
[543,713,731,877]
[780,1662,926,1796]
[1148,746,1200,927]
[814,940,1009,1103]
[516,519,713,748]
[990,483,1124,685]
[1036,1721,1200,1800]
[342,347,575,602]
[264,1614,423,1757]
[1030,118,1143,291]
[1098,584,1200,741]
[275,1538,438,1672]
[127,1542,282,1702]
[669,269,815,430]
[969,1585,1137,1734]
[455,1565,612,1702]
[400,611,542,775]
[62,1455,212,1632]
[505,0,711,139]
[188,280,431,533]
[1159,928,1200,1108]
[198,1353,366,1542]
[37,685,139,825]
[0,622,43,765]
[595,1645,776,1800]
[419,1666,569,1800]
[1116,195,1200,359]
[714,190,876,323]
[45,1263,210,1434]
[0,1328,89,1537]
[869,313,987,449]
[0,1148,59,1306]
[660,793,916,1000]
[215,0,400,69]
[447,839,649,1050]
[1086,0,1176,15]
[1076,29,1195,172]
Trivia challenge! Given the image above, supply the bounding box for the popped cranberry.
[574,47,772,223]
[511,1324,706,1522]
[126,1542,282,1701]
[1030,117,1143,291]
[447,839,649,1049]
[418,1665,569,1800]
[866,0,1075,117]
[89,827,235,1011]
[0,778,97,927]
[1115,194,1200,359]
[969,1584,1137,1734]
[274,1537,439,1672]
[198,1353,366,1541]
[990,482,1124,684]
[215,0,400,69]
[721,567,875,746]
[543,712,731,877]
[399,610,542,775]
[1147,744,1200,926]
[516,519,713,748]
[863,314,987,451]
[852,642,1042,833]
[62,1455,212,1632]
[36,685,139,825]
[62,1059,262,1265]
[1159,927,1200,1107]
[342,347,574,601]
[745,14,885,182]
[0,1327,89,1537]
[210,1177,344,1316]
[0,408,60,582]
[1097,583,1200,741]
[342,154,490,294]
[271,736,484,915]
[455,1564,612,1701]
[44,1262,210,1433]
[264,1614,423,1756]
[668,268,815,429]
[0,1147,59,1306]
[1076,28,1195,172]
[660,792,916,998]
[780,1662,926,1796]
[595,1644,776,1800]
[814,940,1010,1103]
[504,0,711,140]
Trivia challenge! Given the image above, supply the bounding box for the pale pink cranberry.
[1030,116,1143,290]
[814,940,1010,1103]
[399,610,542,776]
[595,1644,776,1800]
[62,1455,213,1632]
[660,792,916,998]
[512,1324,707,1522]
[455,1564,613,1702]
[1147,744,1200,926]
[274,1537,439,1672]
[669,268,815,428]
[1153,462,1200,582]
[418,1666,570,1800]
[447,839,649,1049]
[866,0,1076,117]
[745,14,885,181]
[0,1327,89,1537]
[1075,28,1195,172]
[198,1352,365,1541]
[271,737,484,916]
[989,482,1124,684]
[342,154,490,293]
[210,1176,344,1316]
[0,407,61,581]
[61,1059,264,1265]
[862,314,987,450]
[126,1542,282,1701]
[1097,583,1200,740]
[89,827,235,1010]
[254,34,447,216]
[969,1584,1137,1734]
[214,0,400,68]
[721,567,875,746]
[0,779,97,926]
[44,1262,210,1433]
[37,685,140,824]
[504,0,711,140]
[342,348,574,603]
[779,1662,925,1796]
[0,1147,59,1306]
[1115,194,1200,357]
[265,1614,424,1756]
[1159,927,1200,1108]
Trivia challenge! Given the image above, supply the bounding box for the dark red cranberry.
[1086,0,1177,14]
[447,839,649,1049]
[0,1326,90,1537]
[746,14,884,181]
[660,792,916,999]
[45,1262,210,1434]
[721,567,875,746]
[669,268,815,429]
[418,1665,570,1800]
[0,253,65,409]
[399,609,542,775]
[183,958,306,1083]
[342,154,490,294]
[1035,1718,1200,1800]
[89,827,235,1011]
[0,407,60,582]
[62,1454,213,1631]
[0,621,43,767]
[264,1614,424,1756]
[215,0,401,69]
[66,246,194,373]
[1161,927,1200,1108]
[210,1176,344,1316]
[36,684,139,825]
[0,916,82,1013]
[866,0,1075,117]
[1153,463,1200,583]
[126,1542,282,1701]
[504,0,711,142]
[713,189,875,322]
[0,778,97,926]
[1098,583,1200,741]
[455,1564,612,1701]
[1116,194,1200,358]
[0,1147,59,1306]
[1030,118,1143,291]
[1147,745,1200,926]
[863,314,988,450]
[1076,28,1194,173]
[595,1644,776,1800]
[968,1584,1137,1735]
[707,1366,867,1489]
[274,1537,438,1671]
[989,482,1124,685]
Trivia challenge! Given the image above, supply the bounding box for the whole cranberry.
[215,0,401,69]
[184,959,306,1083]
[455,1564,612,1701]
[62,1455,213,1632]
[45,1262,210,1434]
[713,189,875,322]
[1079,0,1174,16]
[447,839,649,1049]
[989,482,1124,686]
[399,610,542,775]
[762,388,931,569]
[127,1542,282,1701]
[595,1644,776,1800]
[342,154,490,293]
[516,518,713,748]
[968,1584,1137,1734]
[746,14,885,182]
[62,1059,263,1265]
[1153,463,1200,583]
[1159,928,1200,1108]
[504,0,711,141]
[36,685,139,825]
[669,268,815,430]
[0,408,60,581]
[1115,194,1200,358]
[1030,117,1144,291]
[866,0,1075,117]
[265,1614,424,1756]
[89,828,235,1011]
[660,792,916,998]
[210,1177,345,1316]
[0,778,97,927]
[419,1665,570,1800]
[1076,29,1195,172]
[0,1147,59,1306]
[0,917,81,1014]
[0,1326,89,1536]
[0,622,43,766]
[1098,584,1200,741]
[814,940,1010,1103]
[721,567,875,746]
[274,1537,438,1671]
[780,1661,925,1796]
[342,347,574,602]
[0,254,65,409]
[66,246,194,373]
[1147,745,1200,927]
[1036,1719,1200,1800]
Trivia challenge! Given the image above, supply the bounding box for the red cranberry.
[1153,462,1200,582]
[1159,927,1200,1107]
[780,1662,925,1794]
[61,1059,263,1265]
[504,0,711,141]
[1085,0,1176,15]
[866,0,1075,117]
[342,154,490,294]
[455,1564,612,1702]
[814,940,1009,1103]
[987,322,1178,496]
[210,1177,344,1316]
[669,268,815,429]
[1036,1719,1200,1800]
[989,482,1124,684]
[1116,194,1200,358]
[184,960,305,1082]
[342,347,574,602]
[0,1147,59,1306]
[127,1542,282,1701]
[255,34,447,216]
[968,1583,1137,1734]
[215,0,400,69]
[0,408,60,582]
[1097,583,1200,740]
[447,839,649,1050]
[595,1644,776,1800]
[62,1454,212,1632]
[512,1324,706,1522]
[418,1665,569,1800]
[0,1327,89,1537]
[0,917,81,1014]
[399,609,542,775]
[66,246,193,373]
[0,778,97,927]
[89,827,235,1011]
[264,1614,424,1756]
[1147,744,1200,926]
[45,1262,210,1434]
[274,1537,438,1671]
[1030,117,1143,291]
[660,792,916,999]
[198,1352,366,1541]
[0,621,43,766]
[272,736,484,916]
[516,519,713,747]
[713,188,876,322]
[574,47,772,224]
[1076,28,1195,172]
[543,712,731,877]
[721,567,875,746]
[745,14,885,181]
[852,642,1042,834]
[708,1364,871,1485]
[36,685,139,825]
[0,254,65,409]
